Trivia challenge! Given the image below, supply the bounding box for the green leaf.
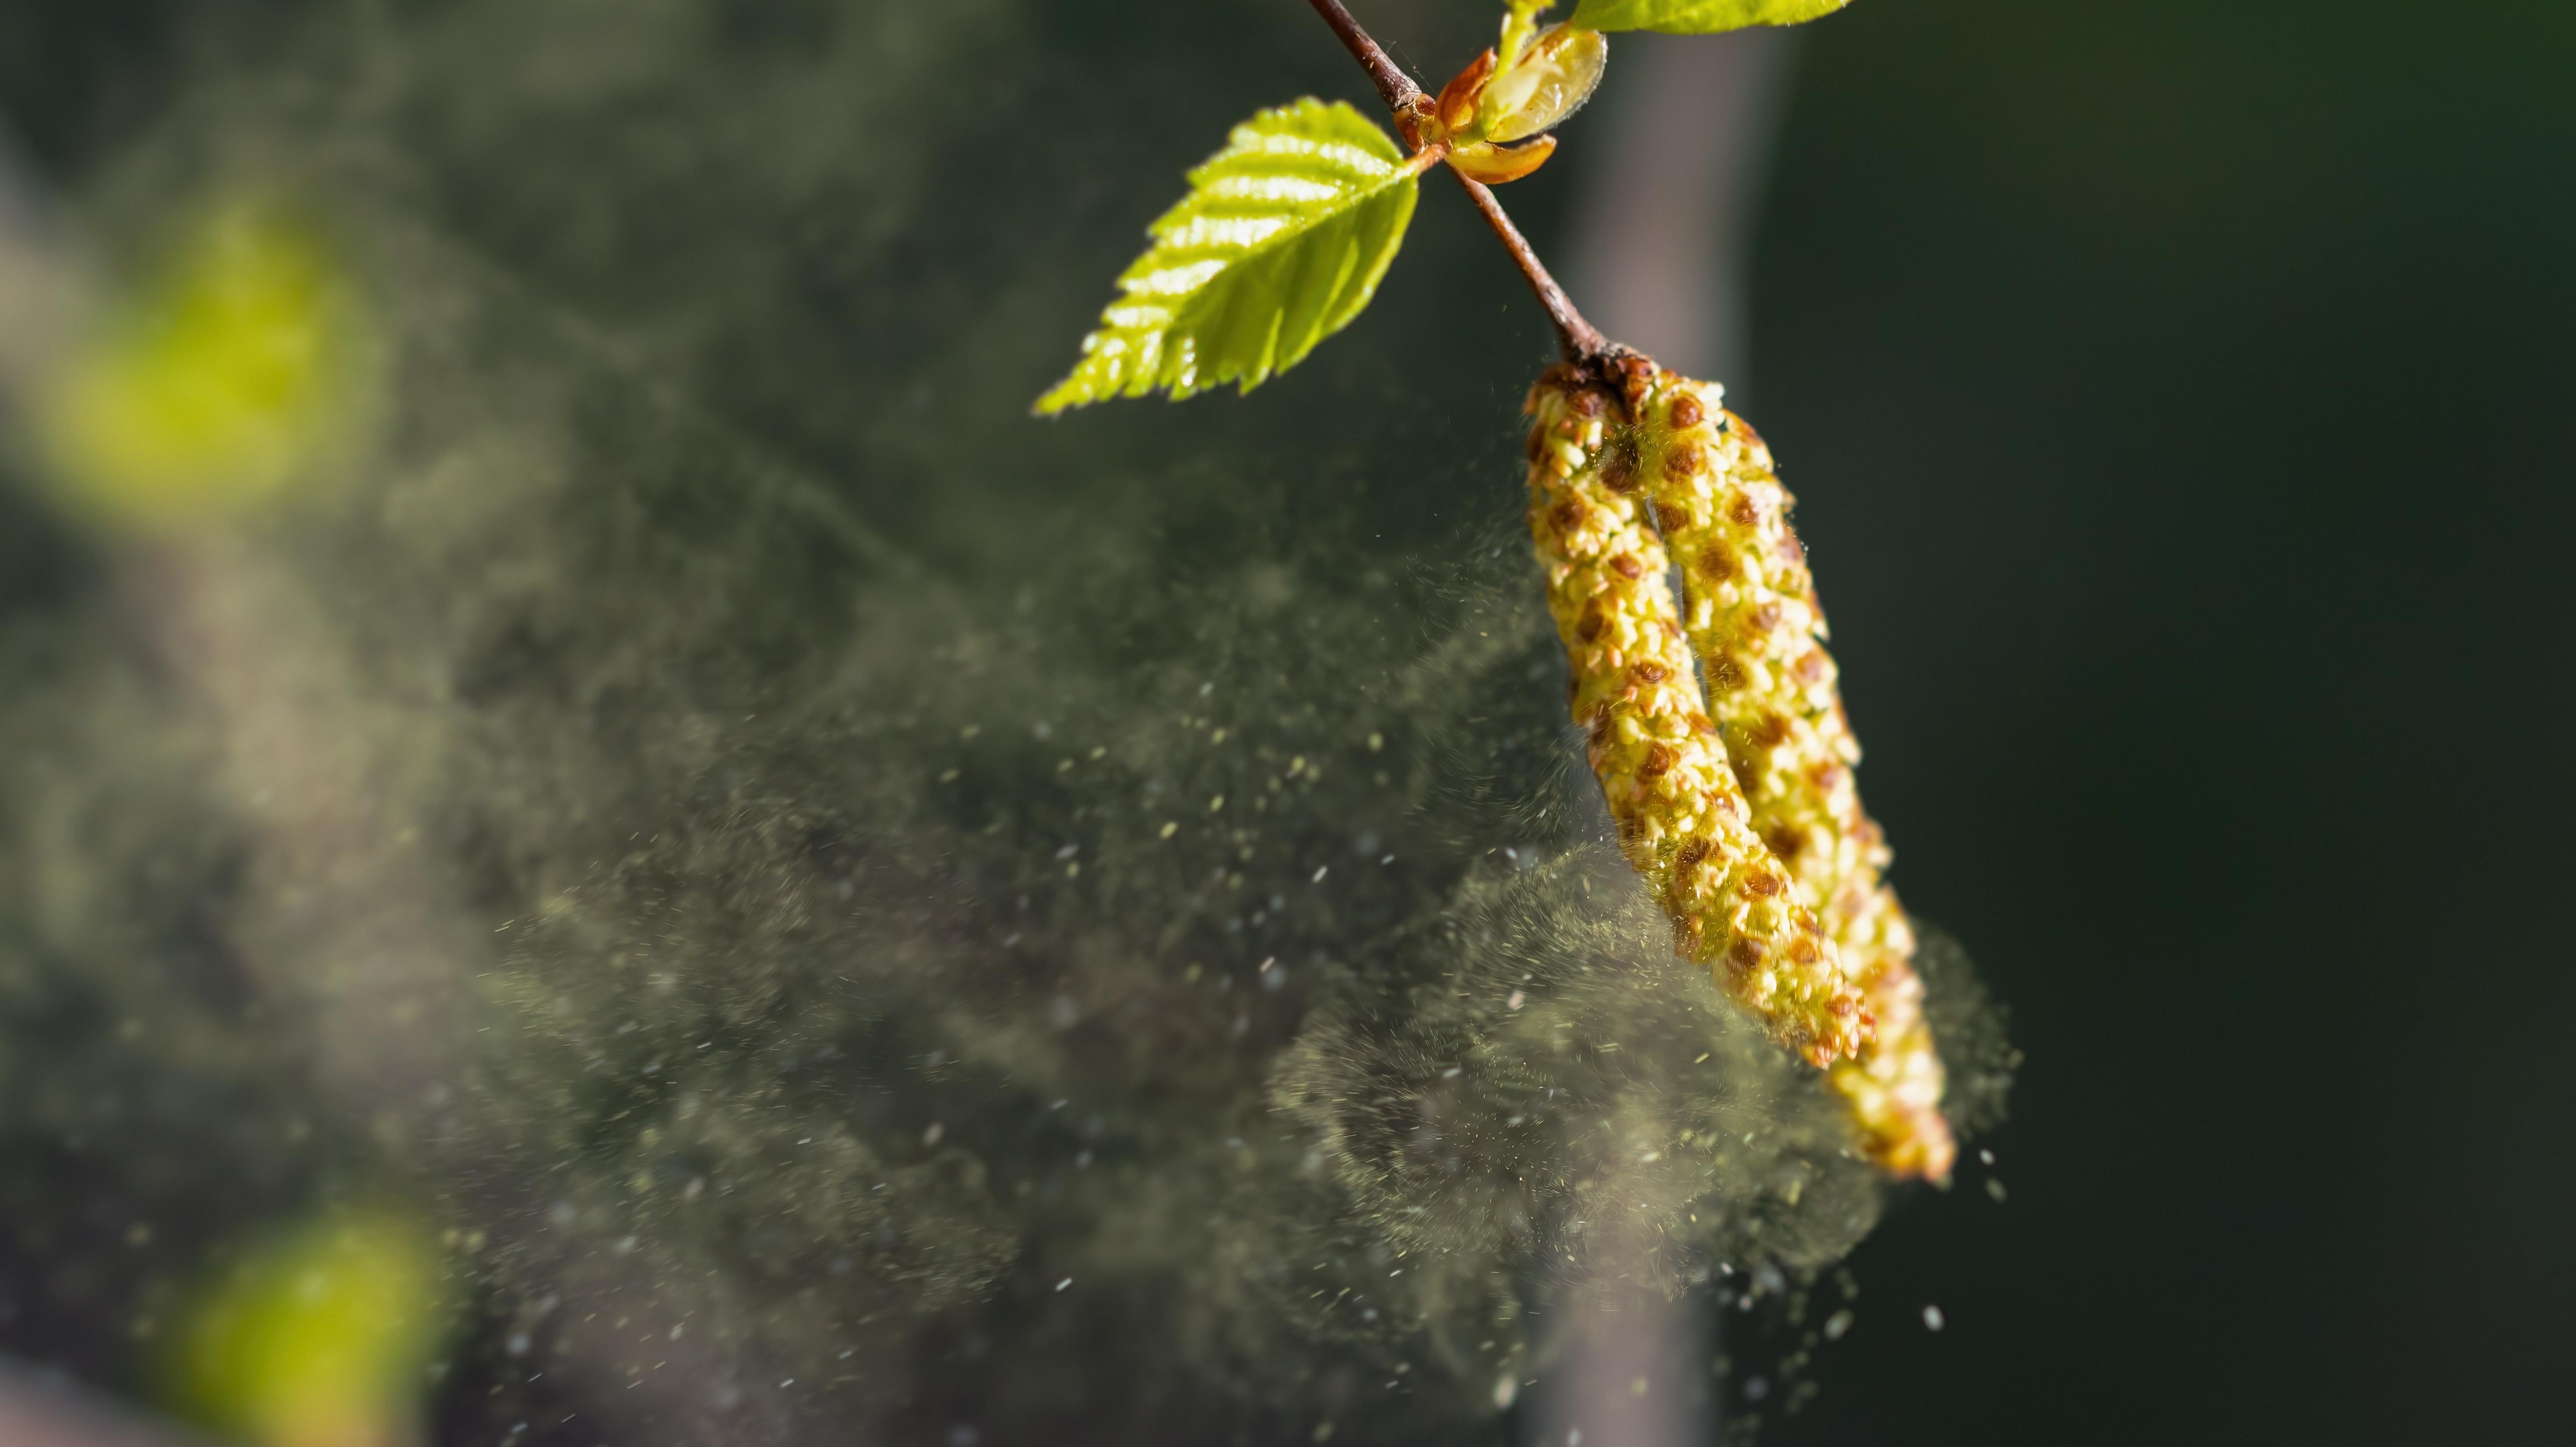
[1568,0,1849,36]
[1035,98,1419,413]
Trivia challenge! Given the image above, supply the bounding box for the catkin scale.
[1524,366,1869,1069]
[1635,372,1957,1182]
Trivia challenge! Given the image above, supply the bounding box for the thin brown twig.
[1448,169,1611,363]
[1303,0,1615,367]
[1303,0,1425,116]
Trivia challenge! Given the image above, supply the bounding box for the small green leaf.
[1036,98,1420,413]
[1568,0,1849,36]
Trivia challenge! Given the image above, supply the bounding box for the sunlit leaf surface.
[1569,0,1849,36]
[1036,98,1418,412]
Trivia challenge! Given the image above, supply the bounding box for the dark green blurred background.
[1752,4,2576,1442]
[3,1,2571,1443]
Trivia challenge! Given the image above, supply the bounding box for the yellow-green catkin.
[1524,364,1869,1068]
[1634,370,1956,1182]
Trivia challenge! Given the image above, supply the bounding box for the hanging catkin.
[1632,370,1956,1181]
[1524,365,1870,1069]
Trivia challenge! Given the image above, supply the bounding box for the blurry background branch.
[1535,24,1793,1447]
[1567,27,1792,387]
[0,1360,208,1447]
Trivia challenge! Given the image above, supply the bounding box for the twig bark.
[1449,168,1610,362]
[1303,0,1425,115]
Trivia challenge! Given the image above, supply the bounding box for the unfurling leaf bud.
[1479,25,1608,143]
[1436,48,1497,134]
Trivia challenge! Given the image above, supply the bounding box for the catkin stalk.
[1633,371,1956,1182]
[1524,365,1869,1068]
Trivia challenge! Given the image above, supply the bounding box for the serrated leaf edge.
[1035,98,1419,414]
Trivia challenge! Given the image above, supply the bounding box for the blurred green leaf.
[169,1211,448,1447]
[1568,0,1849,35]
[40,198,372,529]
[1036,97,1419,412]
